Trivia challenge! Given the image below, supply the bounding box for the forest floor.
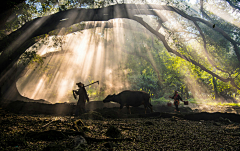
[1,106,240,151]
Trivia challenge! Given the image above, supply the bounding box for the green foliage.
[17,50,45,67]
[129,73,159,96]
[50,35,66,49]
[186,98,197,104]
[151,97,170,105]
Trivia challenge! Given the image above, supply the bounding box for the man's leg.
[75,106,79,116]
[80,106,86,114]
[83,102,86,113]
[79,101,86,114]
[79,107,83,115]
[174,101,177,111]
[176,104,179,112]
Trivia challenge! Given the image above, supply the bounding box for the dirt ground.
[1,105,240,151]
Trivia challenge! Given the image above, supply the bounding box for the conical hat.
[76,82,84,86]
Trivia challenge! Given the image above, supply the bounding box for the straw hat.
[76,82,84,87]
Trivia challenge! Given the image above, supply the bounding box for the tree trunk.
[180,86,184,99]
[185,86,189,99]
[0,63,48,104]
[212,76,219,100]
[1,65,25,102]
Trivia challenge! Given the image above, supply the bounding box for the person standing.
[169,91,184,112]
[73,82,89,116]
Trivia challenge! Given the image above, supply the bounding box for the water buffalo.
[103,90,153,114]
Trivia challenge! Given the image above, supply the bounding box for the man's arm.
[74,90,79,95]
[178,95,183,101]
[86,95,90,102]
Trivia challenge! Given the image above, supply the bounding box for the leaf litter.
[0,107,240,150]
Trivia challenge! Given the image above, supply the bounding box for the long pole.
[73,80,99,92]
[84,81,99,87]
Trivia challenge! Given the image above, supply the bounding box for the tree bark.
[1,65,28,102]
[212,76,219,99]
[186,86,189,99]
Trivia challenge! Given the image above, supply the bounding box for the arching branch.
[130,15,240,90]
[225,0,240,11]
[168,6,240,64]
[0,4,239,90]
[192,20,229,73]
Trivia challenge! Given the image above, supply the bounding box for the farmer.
[73,82,89,116]
[169,91,184,112]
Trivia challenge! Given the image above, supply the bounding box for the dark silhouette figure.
[169,91,184,112]
[73,82,89,116]
[103,90,153,114]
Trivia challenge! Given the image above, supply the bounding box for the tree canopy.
[0,0,240,103]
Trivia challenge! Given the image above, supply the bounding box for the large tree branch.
[225,0,240,11]
[192,20,229,73]
[130,16,240,90]
[0,4,239,90]
[167,6,240,64]
[200,0,213,21]
[0,4,167,77]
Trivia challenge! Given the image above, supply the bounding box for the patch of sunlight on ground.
[206,102,240,107]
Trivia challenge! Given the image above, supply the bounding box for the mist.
[16,20,135,103]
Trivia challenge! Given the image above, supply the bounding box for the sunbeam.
[0,1,238,113]
[16,20,133,103]
[1,1,240,150]
[205,0,240,27]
